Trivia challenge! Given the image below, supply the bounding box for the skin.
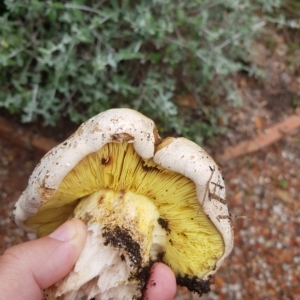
[0,219,176,300]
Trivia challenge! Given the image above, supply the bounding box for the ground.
[1,30,300,300]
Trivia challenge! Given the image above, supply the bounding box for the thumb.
[0,219,87,300]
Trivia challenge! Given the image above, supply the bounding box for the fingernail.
[49,219,78,242]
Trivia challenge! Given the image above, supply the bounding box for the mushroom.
[13,108,234,300]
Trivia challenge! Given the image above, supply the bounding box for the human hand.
[0,219,176,300]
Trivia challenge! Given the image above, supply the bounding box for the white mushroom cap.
[13,108,234,298]
[14,108,160,231]
[153,137,233,278]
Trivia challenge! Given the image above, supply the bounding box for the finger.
[0,219,87,300]
[144,263,177,300]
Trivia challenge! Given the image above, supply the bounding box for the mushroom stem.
[45,189,167,299]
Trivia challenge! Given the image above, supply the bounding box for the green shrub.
[0,0,281,143]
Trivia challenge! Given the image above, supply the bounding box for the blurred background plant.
[0,0,296,144]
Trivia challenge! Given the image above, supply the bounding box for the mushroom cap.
[154,137,233,276]
[14,108,160,231]
[13,108,234,296]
